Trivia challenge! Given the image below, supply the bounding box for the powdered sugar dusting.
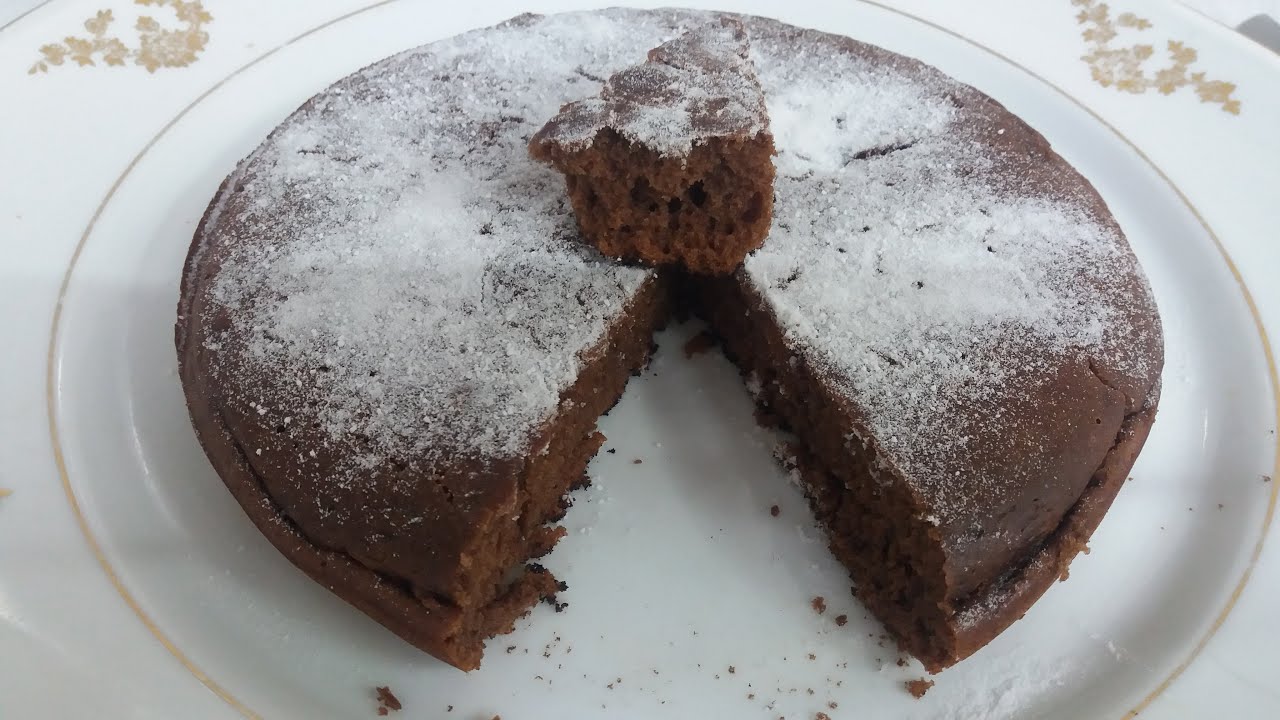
[197,11,706,470]
[743,25,1159,524]
[906,649,1077,720]
[534,18,768,158]
[763,48,955,175]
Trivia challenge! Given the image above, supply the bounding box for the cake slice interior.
[693,276,957,669]
[432,276,672,669]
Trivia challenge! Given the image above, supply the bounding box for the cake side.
[530,18,775,274]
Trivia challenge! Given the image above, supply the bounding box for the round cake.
[176,9,1163,673]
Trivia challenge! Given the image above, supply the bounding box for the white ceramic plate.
[2,1,1277,718]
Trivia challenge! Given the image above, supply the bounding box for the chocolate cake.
[529,18,775,275]
[176,8,1162,675]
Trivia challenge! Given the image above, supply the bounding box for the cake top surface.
[187,8,1160,536]
[738,23,1161,529]
[530,17,769,158]
[189,11,702,477]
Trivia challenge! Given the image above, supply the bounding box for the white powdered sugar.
[906,649,1078,720]
[763,50,956,176]
[743,27,1159,522]
[534,18,768,157]
[198,11,711,468]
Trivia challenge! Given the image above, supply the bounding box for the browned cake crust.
[529,19,775,275]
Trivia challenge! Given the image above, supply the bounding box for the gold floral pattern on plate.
[1074,0,1240,114]
[29,0,212,75]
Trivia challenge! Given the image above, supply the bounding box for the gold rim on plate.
[27,2,1279,717]
[0,0,55,35]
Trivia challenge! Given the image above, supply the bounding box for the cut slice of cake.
[529,18,775,275]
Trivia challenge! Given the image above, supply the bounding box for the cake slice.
[529,18,775,275]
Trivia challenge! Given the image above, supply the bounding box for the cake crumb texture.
[906,678,935,698]
[531,18,775,274]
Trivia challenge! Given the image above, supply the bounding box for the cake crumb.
[682,330,717,358]
[811,596,826,614]
[607,448,616,454]
[755,405,785,428]
[770,504,780,517]
[1264,475,1272,483]
[816,713,832,720]
[728,666,736,674]
[905,678,934,698]
[375,686,401,713]
[896,657,907,667]
[632,458,643,465]
[446,706,452,713]
[834,614,847,626]
[807,653,816,660]
[828,701,838,709]
[506,645,516,653]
